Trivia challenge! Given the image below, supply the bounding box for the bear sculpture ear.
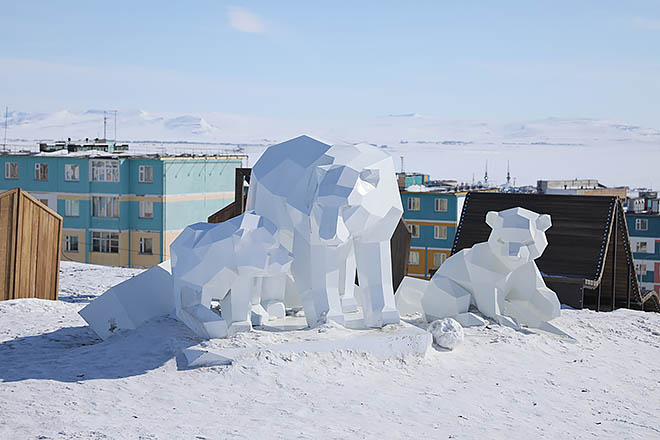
[485,211,502,229]
[536,214,552,232]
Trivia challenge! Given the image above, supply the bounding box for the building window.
[407,197,421,211]
[434,225,447,240]
[4,162,18,179]
[635,218,648,231]
[433,252,447,267]
[38,198,49,208]
[92,196,120,218]
[34,163,48,181]
[637,263,647,276]
[91,231,119,253]
[64,164,80,181]
[138,165,153,183]
[139,237,153,255]
[90,160,119,182]
[635,241,648,253]
[65,199,80,217]
[434,198,448,212]
[139,201,154,218]
[65,235,79,252]
[408,224,420,238]
[409,251,420,266]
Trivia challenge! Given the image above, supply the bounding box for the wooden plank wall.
[0,189,62,301]
[0,190,18,301]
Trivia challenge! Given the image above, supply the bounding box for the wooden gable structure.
[208,168,411,291]
[452,192,659,312]
[0,188,63,302]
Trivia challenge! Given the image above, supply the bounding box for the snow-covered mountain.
[3,109,659,189]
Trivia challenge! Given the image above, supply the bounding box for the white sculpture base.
[180,319,432,368]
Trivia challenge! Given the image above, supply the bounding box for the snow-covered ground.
[3,109,660,189]
[1,261,659,439]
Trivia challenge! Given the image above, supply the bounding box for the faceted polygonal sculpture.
[79,261,174,340]
[170,211,293,339]
[400,207,560,330]
[247,135,403,328]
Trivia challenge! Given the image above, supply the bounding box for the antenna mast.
[484,160,489,186]
[103,111,107,140]
[506,160,511,186]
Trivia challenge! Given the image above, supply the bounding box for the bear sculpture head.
[485,207,552,271]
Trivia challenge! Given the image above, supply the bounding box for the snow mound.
[428,318,464,349]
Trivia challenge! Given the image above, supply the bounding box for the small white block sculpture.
[247,135,403,328]
[409,207,560,329]
[170,211,293,339]
[79,261,174,340]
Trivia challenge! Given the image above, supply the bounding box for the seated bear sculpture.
[247,135,403,328]
[418,207,561,329]
[170,211,293,339]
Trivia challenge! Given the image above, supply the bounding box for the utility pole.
[103,111,107,140]
[3,107,7,151]
[506,160,511,186]
[113,110,117,141]
[400,156,404,173]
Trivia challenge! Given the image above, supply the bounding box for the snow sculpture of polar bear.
[408,207,560,329]
[247,135,403,328]
[170,211,293,339]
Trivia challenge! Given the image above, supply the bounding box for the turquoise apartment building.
[1,146,245,267]
[627,213,660,295]
[400,190,468,279]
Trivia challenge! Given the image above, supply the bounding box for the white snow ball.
[428,318,464,350]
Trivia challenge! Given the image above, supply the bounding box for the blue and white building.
[1,145,245,267]
[627,191,660,294]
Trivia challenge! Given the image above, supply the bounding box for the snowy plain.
[1,261,659,439]
[3,109,660,189]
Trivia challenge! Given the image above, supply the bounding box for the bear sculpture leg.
[354,240,399,328]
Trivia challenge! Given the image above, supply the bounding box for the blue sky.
[1,1,659,125]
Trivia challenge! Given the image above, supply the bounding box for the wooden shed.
[208,168,411,291]
[0,188,62,301]
[452,192,659,313]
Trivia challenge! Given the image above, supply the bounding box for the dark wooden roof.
[452,192,659,312]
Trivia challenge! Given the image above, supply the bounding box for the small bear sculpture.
[400,207,561,330]
[170,211,293,339]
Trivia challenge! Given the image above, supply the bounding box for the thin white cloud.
[633,17,660,31]
[228,6,266,33]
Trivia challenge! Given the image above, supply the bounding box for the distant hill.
[2,110,659,188]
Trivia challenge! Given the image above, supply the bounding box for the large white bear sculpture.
[398,207,561,330]
[247,135,403,328]
[170,211,293,339]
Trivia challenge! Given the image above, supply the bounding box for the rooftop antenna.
[506,160,511,186]
[400,155,404,173]
[484,160,489,186]
[109,110,118,141]
[3,107,7,151]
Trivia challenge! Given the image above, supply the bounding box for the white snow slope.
[1,261,660,439]
[3,109,660,189]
